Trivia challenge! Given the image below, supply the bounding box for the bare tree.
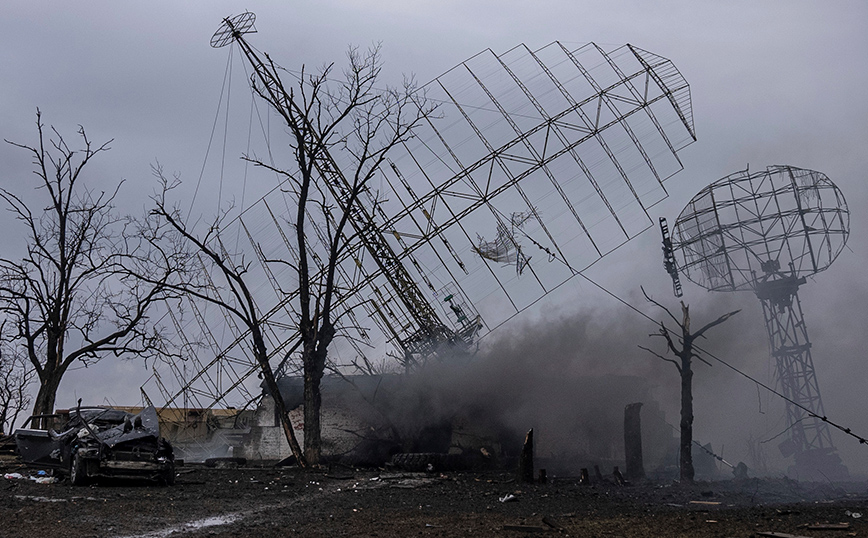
[145,167,306,466]
[0,111,184,423]
[0,323,33,434]
[639,288,739,482]
[149,45,430,466]
[252,46,432,466]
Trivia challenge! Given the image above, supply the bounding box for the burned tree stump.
[594,464,604,482]
[624,402,645,482]
[518,428,534,483]
[613,466,626,486]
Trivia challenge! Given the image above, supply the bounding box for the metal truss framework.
[141,11,696,414]
[671,165,850,472]
[673,166,848,293]
[756,275,833,456]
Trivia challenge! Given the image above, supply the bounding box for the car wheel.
[70,450,88,486]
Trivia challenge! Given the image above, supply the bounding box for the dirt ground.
[3,457,868,538]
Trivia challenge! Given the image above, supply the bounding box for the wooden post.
[594,464,604,482]
[624,402,645,482]
[613,466,626,486]
[518,429,534,483]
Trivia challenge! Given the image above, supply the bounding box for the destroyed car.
[14,405,175,485]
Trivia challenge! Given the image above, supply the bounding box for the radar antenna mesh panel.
[142,32,697,412]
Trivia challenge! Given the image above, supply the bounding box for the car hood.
[92,406,162,448]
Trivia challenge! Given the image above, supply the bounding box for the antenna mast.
[671,165,850,480]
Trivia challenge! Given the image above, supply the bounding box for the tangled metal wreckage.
[14,406,175,485]
[133,12,696,459]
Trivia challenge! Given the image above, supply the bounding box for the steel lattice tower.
[756,273,833,457]
[671,165,849,480]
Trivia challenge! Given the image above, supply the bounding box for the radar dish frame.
[211,12,257,49]
[670,164,850,480]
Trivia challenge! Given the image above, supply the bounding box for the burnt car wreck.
[14,406,175,485]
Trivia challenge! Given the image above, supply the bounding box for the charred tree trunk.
[624,402,645,482]
[303,357,324,465]
[302,321,333,466]
[679,356,695,483]
[640,290,738,486]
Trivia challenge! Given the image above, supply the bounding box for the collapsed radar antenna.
[670,164,850,481]
[142,14,700,423]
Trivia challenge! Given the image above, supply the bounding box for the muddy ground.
[3,458,868,538]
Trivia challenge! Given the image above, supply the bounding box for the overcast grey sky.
[2,1,867,474]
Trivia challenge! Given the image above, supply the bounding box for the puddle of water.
[14,495,68,503]
[14,495,103,503]
[115,514,240,538]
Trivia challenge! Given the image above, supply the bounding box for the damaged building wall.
[234,373,681,474]
[234,398,366,463]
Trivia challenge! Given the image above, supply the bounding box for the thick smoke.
[342,298,747,475]
[341,284,868,478]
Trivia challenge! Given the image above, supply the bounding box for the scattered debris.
[757,532,813,538]
[114,514,241,538]
[542,516,563,529]
[14,495,70,503]
[777,509,801,516]
[806,522,850,530]
[204,457,247,468]
[688,501,721,506]
[351,475,438,491]
[845,511,862,519]
[14,494,101,502]
[499,494,518,503]
[4,472,58,484]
